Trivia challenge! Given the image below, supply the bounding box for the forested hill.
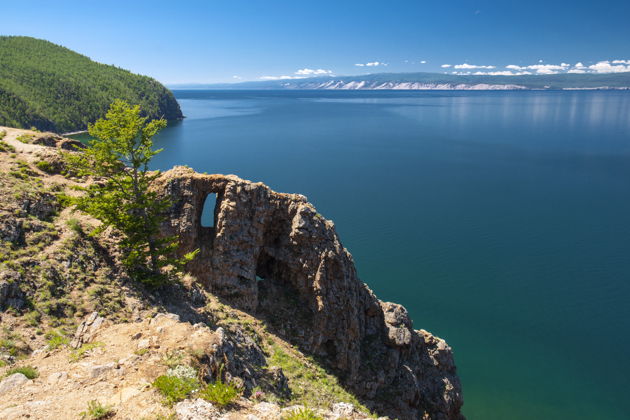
[0,36,182,133]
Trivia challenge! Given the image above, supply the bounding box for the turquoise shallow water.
[150,90,630,420]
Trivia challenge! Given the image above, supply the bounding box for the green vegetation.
[64,100,197,286]
[70,342,104,362]
[267,342,366,411]
[35,160,55,173]
[46,330,69,350]
[0,130,5,139]
[5,365,39,379]
[0,36,182,132]
[198,377,241,407]
[284,407,323,420]
[16,133,33,143]
[152,374,200,406]
[65,218,84,235]
[80,400,114,419]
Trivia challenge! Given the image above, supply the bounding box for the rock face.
[156,167,463,420]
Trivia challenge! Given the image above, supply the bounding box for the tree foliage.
[65,100,196,286]
[0,36,182,133]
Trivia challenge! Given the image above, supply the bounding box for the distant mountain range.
[170,72,630,91]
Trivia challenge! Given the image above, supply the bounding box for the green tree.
[65,100,196,286]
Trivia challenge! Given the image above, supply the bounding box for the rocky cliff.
[0,126,463,420]
[155,167,464,420]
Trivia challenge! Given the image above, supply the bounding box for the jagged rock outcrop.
[155,166,463,420]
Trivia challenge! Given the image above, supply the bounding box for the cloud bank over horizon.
[448,60,630,76]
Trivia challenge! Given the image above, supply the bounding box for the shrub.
[16,134,33,143]
[35,160,54,173]
[5,365,39,379]
[0,130,5,139]
[152,375,199,405]
[198,377,241,407]
[80,400,114,419]
[46,330,69,350]
[284,407,323,420]
[66,218,84,235]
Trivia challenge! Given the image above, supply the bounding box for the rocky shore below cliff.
[0,126,463,419]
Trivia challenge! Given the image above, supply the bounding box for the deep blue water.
[151,90,630,420]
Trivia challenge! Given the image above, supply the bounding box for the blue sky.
[2,0,630,83]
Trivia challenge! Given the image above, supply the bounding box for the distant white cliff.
[280,80,528,90]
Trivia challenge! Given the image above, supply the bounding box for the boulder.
[175,398,219,420]
[0,373,29,395]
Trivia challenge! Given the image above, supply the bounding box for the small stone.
[89,362,116,378]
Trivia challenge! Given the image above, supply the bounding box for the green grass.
[35,160,55,173]
[0,130,5,139]
[80,400,114,419]
[16,134,33,143]
[46,330,69,350]
[5,365,39,379]
[284,407,323,420]
[0,140,15,152]
[65,218,84,235]
[267,342,367,412]
[198,378,241,407]
[152,375,200,406]
[70,342,104,362]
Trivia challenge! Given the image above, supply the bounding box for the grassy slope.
[0,126,372,417]
[0,36,182,133]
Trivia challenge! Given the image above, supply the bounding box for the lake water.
[151,90,630,420]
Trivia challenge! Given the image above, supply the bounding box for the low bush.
[46,330,69,350]
[16,134,33,143]
[198,377,240,407]
[284,407,323,420]
[5,365,39,379]
[80,400,114,419]
[35,160,54,173]
[152,375,199,405]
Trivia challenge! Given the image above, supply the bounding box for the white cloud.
[295,68,333,76]
[447,59,630,76]
[260,68,334,80]
[232,75,242,80]
[420,60,427,64]
[588,61,630,73]
[259,75,304,80]
[355,61,387,67]
[454,63,496,69]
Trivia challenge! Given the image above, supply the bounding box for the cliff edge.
[0,127,463,419]
[156,167,464,420]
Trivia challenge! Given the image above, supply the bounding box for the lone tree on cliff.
[65,100,197,286]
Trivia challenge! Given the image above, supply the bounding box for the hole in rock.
[201,193,217,227]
